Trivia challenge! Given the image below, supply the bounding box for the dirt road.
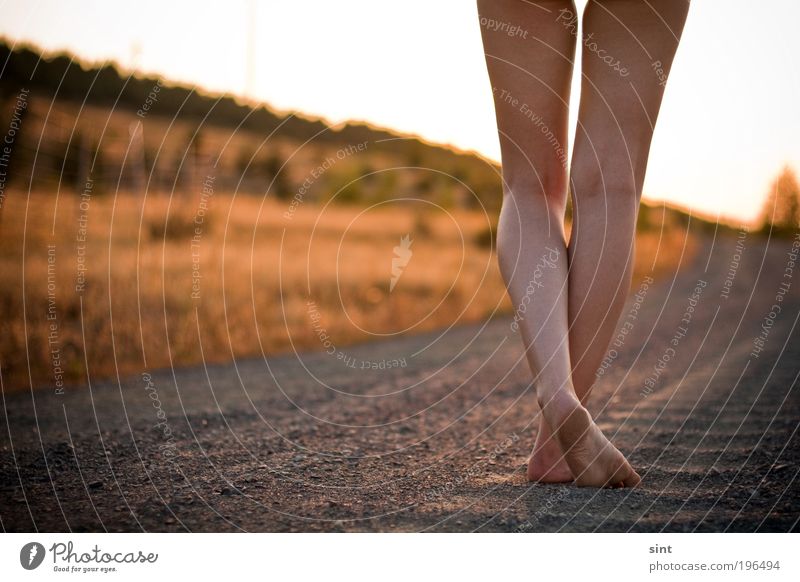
[2,231,799,532]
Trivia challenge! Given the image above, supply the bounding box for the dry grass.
[0,190,694,391]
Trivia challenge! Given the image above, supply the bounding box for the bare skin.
[479,0,688,487]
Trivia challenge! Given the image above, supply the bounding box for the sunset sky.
[1,0,798,225]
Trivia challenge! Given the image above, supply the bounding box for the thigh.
[478,0,577,200]
[571,0,689,195]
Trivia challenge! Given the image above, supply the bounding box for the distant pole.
[245,0,256,101]
[130,41,142,73]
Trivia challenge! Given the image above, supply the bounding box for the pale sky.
[1,0,798,225]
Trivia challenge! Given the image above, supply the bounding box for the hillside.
[0,40,503,211]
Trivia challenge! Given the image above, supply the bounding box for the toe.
[623,470,642,487]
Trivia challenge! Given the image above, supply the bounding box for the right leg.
[479,0,576,484]
[478,0,640,487]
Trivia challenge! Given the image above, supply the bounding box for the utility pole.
[245,0,257,101]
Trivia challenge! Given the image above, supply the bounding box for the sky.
[1,0,798,225]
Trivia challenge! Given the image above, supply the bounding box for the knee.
[569,164,640,235]
[501,165,568,217]
[569,161,641,220]
[570,137,650,203]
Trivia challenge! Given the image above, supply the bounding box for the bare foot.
[542,393,641,488]
[527,419,572,483]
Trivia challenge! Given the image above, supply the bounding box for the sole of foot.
[547,396,641,488]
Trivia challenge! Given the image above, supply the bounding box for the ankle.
[536,383,577,409]
[537,388,581,426]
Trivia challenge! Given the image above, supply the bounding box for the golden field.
[0,189,695,392]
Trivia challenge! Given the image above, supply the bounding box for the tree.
[761,165,800,236]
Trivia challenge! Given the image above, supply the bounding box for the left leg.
[567,0,690,407]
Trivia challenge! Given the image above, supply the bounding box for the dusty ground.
[1,231,799,532]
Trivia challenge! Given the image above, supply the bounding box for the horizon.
[1,0,798,225]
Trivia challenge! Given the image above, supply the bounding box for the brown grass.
[0,190,695,392]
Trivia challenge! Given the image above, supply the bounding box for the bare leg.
[479,0,576,483]
[567,0,689,409]
[479,0,640,486]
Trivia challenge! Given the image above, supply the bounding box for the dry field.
[0,189,694,391]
